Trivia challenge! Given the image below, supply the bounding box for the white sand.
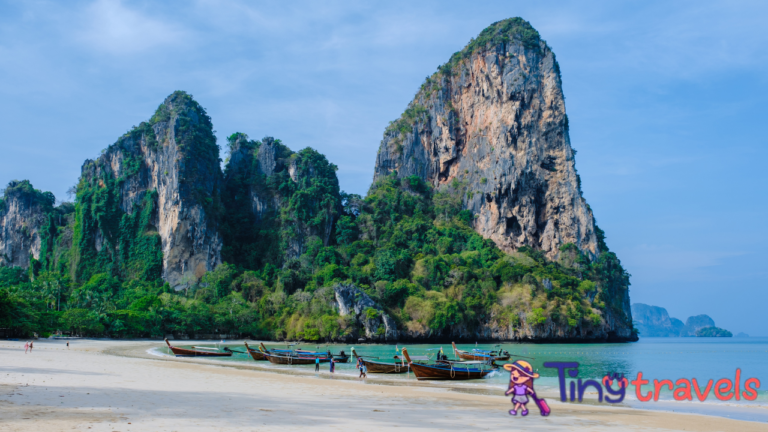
[0,339,765,431]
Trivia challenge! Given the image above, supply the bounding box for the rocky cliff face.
[371,18,635,342]
[221,133,342,267]
[631,303,684,337]
[631,304,726,338]
[76,91,222,287]
[682,314,716,337]
[374,18,597,261]
[223,134,280,223]
[0,181,54,268]
[333,283,398,341]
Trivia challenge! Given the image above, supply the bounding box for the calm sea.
[154,337,768,422]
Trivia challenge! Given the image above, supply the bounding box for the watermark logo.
[544,362,760,403]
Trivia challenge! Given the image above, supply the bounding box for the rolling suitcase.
[531,393,550,416]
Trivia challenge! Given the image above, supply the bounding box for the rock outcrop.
[631,304,729,338]
[222,134,342,266]
[631,303,684,337]
[0,181,54,268]
[373,18,597,261]
[681,314,716,337]
[76,91,223,288]
[333,283,398,341]
[224,134,281,223]
[372,18,634,342]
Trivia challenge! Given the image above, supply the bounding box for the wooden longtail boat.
[295,349,351,362]
[351,348,410,374]
[403,348,492,381]
[265,353,332,365]
[164,339,233,357]
[260,342,331,365]
[361,358,409,373]
[333,354,350,363]
[452,342,510,361]
[243,342,268,361]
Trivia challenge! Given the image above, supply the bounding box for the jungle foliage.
[1,160,629,340]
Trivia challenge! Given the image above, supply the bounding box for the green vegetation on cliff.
[440,17,543,76]
[0,89,631,341]
[2,159,630,341]
[696,326,732,337]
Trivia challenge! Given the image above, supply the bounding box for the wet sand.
[0,339,765,431]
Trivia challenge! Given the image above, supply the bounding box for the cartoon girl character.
[504,360,540,416]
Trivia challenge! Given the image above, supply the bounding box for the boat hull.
[452,342,509,361]
[247,349,268,361]
[266,354,331,365]
[408,362,491,380]
[455,351,496,361]
[168,346,232,357]
[361,358,410,374]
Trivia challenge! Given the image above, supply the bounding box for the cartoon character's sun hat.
[503,360,539,378]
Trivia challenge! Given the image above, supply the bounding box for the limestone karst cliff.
[221,133,342,270]
[631,303,685,337]
[71,91,223,288]
[631,303,731,337]
[1,19,636,343]
[0,181,54,268]
[373,18,634,341]
[374,18,597,261]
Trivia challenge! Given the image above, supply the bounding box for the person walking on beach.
[357,357,364,378]
[361,364,367,378]
[329,358,336,374]
[29,341,33,352]
[24,342,29,354]
[315,356,320,372]
[66,341,69,349]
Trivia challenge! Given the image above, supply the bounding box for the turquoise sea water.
[155,337,768,422]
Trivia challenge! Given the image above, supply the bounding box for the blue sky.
[1,1,766,335]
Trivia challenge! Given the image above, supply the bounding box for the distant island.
[631,303,732,337]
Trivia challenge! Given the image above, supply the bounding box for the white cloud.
[77,0,187,54]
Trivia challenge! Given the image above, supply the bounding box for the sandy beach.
[0,340,765,432]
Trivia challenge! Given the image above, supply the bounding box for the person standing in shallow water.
[504,361,539,416]
[315,356,320,372]
[329,358,336,373]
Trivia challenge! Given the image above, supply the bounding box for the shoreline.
[142,342,768,423]
[1,339,766,431]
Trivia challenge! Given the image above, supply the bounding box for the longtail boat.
[265,353,332,365]
[260,342,332,365]
[403,348,492,380]
[164,339,232,357]
[452,342,510,361]
[243,342,268,361]
[351,347,410,374]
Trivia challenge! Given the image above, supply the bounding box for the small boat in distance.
[403,348,492,381]
[452,342,510,361]
[164,339,232,357]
